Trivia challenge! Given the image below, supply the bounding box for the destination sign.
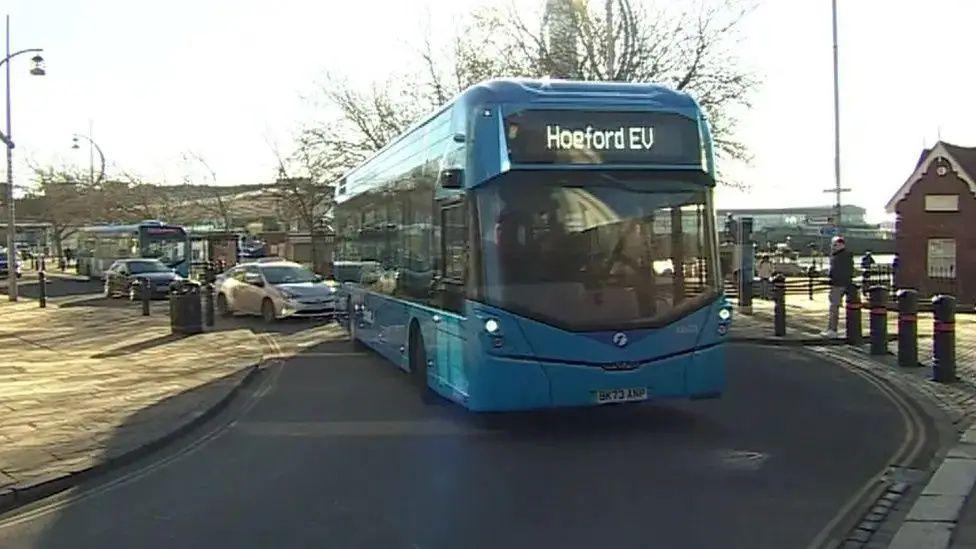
[504,110,701,165]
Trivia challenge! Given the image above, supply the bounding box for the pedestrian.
[821,235,853,338]
[757,255,774,299]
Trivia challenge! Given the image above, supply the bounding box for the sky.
[3,0,975,222]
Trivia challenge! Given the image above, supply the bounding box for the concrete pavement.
[0,296,264,511]
[0,342,920,549]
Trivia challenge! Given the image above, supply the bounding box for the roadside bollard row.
[763,277,957,384]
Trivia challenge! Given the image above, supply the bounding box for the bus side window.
[438,201,467,313]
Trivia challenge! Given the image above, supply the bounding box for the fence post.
[932,295,956,383]
[773,273,787,336]
[38,270,47,308]
[868,286,888,355]
[845,284,862,345]
[897,289,919,368]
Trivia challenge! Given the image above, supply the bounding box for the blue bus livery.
[76,220,191,278]
[336,78,730,411]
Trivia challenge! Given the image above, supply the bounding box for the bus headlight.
[484,319,501,334]
[718,308,732,321]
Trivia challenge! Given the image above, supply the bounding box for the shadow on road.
[8,367,256,549]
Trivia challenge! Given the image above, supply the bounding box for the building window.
[927,238,956,278]
[925,194,959,212]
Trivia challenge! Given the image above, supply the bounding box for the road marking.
[234,419,496,437]
[801,345,927,549]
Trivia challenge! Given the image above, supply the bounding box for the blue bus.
[75,221,191,279]
[336,78,730,411]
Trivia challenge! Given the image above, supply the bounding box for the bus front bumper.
[464,344,725,412]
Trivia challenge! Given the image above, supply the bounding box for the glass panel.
[927,238,956,278]
[442,204,467,281]
[475,171,717,331]
[143,238,187,269]
[128,260,170,274]
[260,265,317,284]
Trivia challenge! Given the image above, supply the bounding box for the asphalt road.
[0,275,103,299]
[0,341,909,549]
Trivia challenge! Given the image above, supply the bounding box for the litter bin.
[169,280,203,335]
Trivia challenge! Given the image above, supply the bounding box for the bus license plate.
[595,387,648,404]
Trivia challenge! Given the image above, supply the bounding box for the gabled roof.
[885,141,976,212]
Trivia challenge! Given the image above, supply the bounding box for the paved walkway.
[0,297,263,510]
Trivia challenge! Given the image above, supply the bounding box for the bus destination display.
[504,110,701,166]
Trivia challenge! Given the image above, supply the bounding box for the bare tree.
[303,0,758,183]
[266,137,336,274]
[182,151,232,230]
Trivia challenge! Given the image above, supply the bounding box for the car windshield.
[261,265,317,284]
[476,171,719,331]
[128,260,171,274]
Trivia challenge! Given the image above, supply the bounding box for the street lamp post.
[72,128,106,186]
[2,14,45,301]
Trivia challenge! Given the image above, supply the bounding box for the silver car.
[214,261,341,322]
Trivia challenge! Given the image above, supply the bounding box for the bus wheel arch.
[409,319,434,401]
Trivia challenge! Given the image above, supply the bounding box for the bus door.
[433,198,469,393]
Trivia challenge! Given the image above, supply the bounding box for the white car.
[214,261,341,322]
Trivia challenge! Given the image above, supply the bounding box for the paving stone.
[848,528,872,542]
[865,512,886,522]
[888,522,953,549]
[890,481,910,494]
[950,443,976,459]
[906,495,967,522]
[922,459,976,496]
[859,520,881,532]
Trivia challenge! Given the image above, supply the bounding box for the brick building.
[885,141,976,305]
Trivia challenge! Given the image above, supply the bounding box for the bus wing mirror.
[438,168,463,189]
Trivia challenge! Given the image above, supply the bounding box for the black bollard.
[773,273,787,336]
[204,282,215,327]
[38,270,47,308]
[141,277,151,316]
[897,289,919,368]
[868,286,888,355]
[845,284,862,345]
[932,295,957,383]
[807,266,816,301]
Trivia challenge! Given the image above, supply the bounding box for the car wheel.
[410,325,436,403]
[216,293,231,317]
[261,298,277,323]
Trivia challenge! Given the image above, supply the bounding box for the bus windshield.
[475,171,718,331]
[143,237,187,269]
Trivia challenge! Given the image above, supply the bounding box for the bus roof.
[337,78,705,200]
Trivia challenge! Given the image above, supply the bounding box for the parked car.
[104,258,183,300]
[214,260,341,322]
[0,248,22,278]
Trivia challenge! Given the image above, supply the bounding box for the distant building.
[885,141,976,305]
[717,205,867,231]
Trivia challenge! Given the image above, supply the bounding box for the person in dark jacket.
[822,235,853,337]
